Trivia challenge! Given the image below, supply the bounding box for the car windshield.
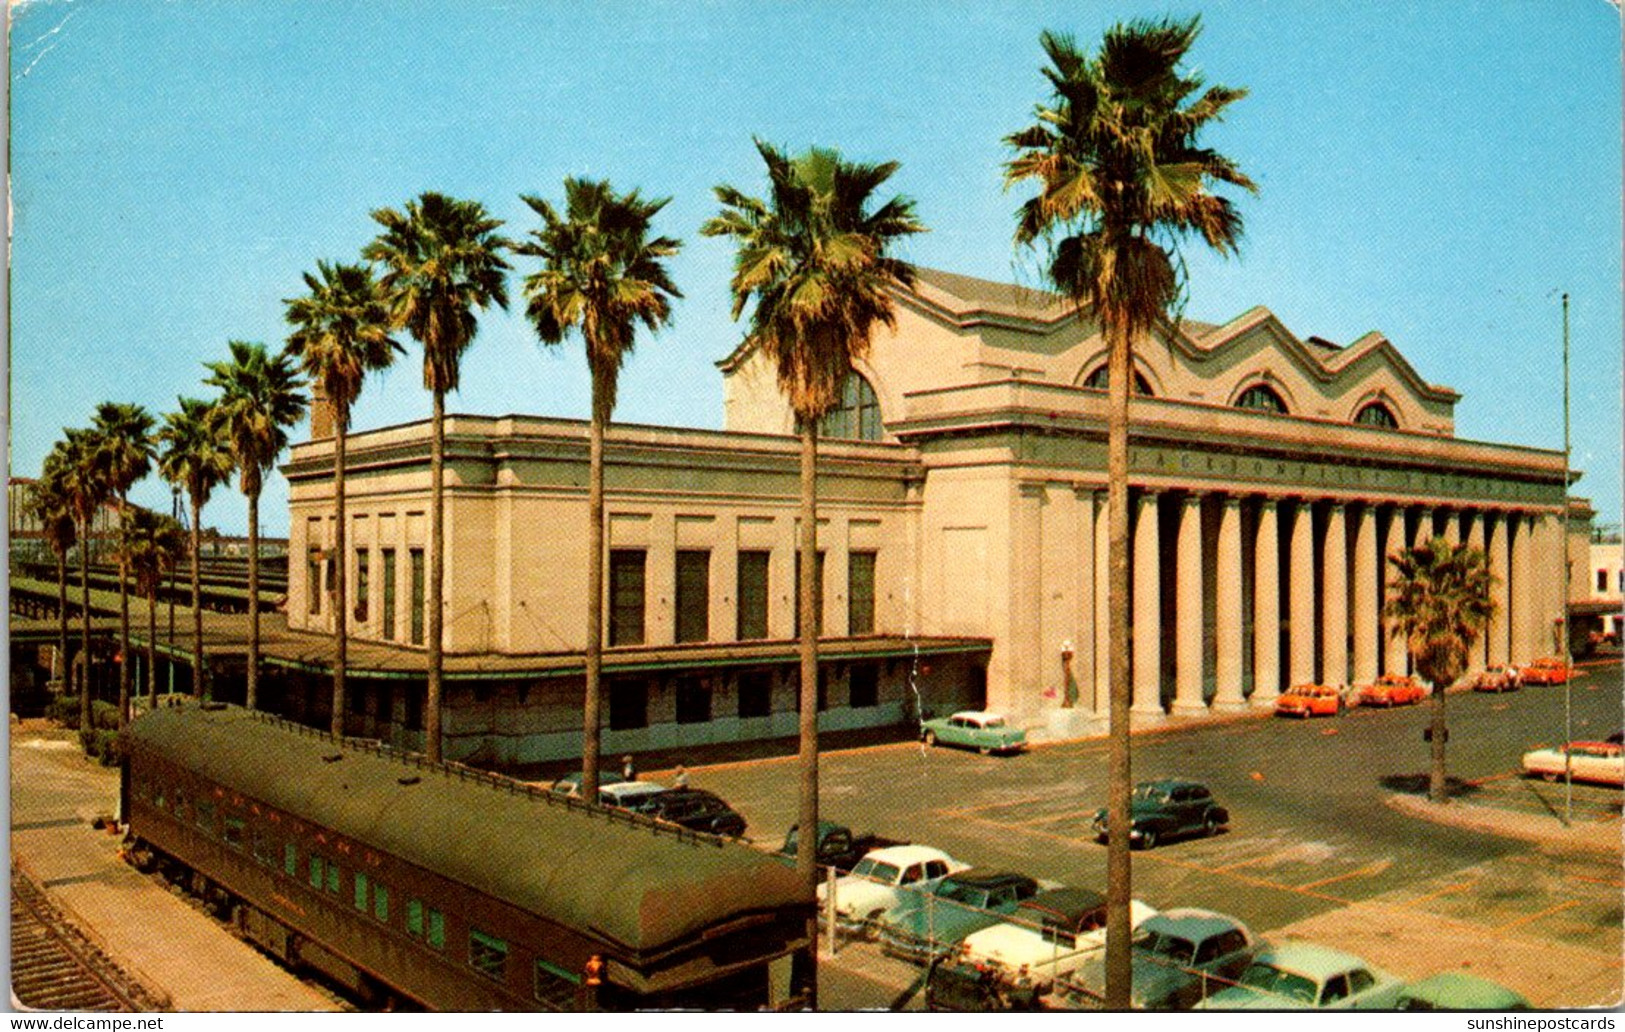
[980,717,1005,728]
[939,883,993,907]
[853,859,900,883]
[1136,930,1197,963]
[1239,963,1318,1004]
[1132,785,1167,803]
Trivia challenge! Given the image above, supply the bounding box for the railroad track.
[11,866,166,1011]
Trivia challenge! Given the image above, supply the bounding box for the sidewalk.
[1387,790,1621,856]
[10,724,342,1012]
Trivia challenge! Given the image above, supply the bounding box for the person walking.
[673,765,689,789]
[622,755,636,782]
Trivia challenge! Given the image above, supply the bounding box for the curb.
[1384,792,1622,856]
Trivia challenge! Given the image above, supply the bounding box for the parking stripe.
[1296,861,1391,890]
[1401,880,1476,908]
[1494,899,1582,933]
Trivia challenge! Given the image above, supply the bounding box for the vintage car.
[1274,684,1344,718]
[547,770,627,797]
[950,888,1158,991]
[595,780,670,813]
[1396,972,1530,1011]
[1471,665,1519,692]
[1358,673,1426,707]
[1522,657,1575,685]
[817,844,968,939]
[1091,780,1229,850]
[920,711,1027,755]
[1520,741,1625,787]
[1195,942,1404,1010]
[779,822,907,874]
[878,869,1042,965]
[643,788,748,837]
[1049,908,1259,1011]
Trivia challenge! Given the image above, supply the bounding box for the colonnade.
[1087,490,1564,717]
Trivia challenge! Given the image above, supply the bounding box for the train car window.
[195,799,217,837]
[326,861,341,895]
[469,929,508,981]
[534,959,581,1008]
[172,788,186,821]
[252,829,276,866]
[310,856,325,889]
[284,843,298,877]
[223,816,246,850]
[354,872,370,911]
[373,883,389,922]
[428,908,445,949]
[408,899,423,937]
[153,784,166,810]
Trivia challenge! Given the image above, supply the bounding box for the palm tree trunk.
[796,417,820,1010]
[147,584,158,709]
[1104,322,1134,1011]
[55,551,68,694]
[1429,681,1448,803]
[191,494,205,699]
[582,411,606,800]
[332,430,348,737]
[247,489,261,711]
[117,495,132,727]
[78,522,93,731]
[426,389,445,763]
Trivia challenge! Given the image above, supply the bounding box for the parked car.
[1049,908,1259,1011]
[1092,780,1229,850]
[817,844,968,939]
[950,888,1158,991]
[878,869,1042,965]
[1358,673,1426,707]
[644,788,748,837]
[920,710,1027,755]
[1471,665,1519,693]
[1520,741,1625,787]
[1522,657,1575,685]
[1195,942,1404,1010]
[1397,972,1530,1011]
[779,822,906,873]
[1274,684,1344,718]
[547,770,627,797]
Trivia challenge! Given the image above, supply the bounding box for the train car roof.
[125,702,804,956]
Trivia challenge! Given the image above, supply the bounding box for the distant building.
[282,267,1590,764]
[1589,532,1623,638]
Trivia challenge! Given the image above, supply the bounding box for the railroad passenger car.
[121,701,809,1010]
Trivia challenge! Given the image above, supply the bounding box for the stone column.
[1076,486,1098,711]
[1252,498,1281,706]
[1321,502,1349,689]
[1288,499,1317,686]
[1510,513,1533,663]
[1465,512,1486,667]
[1132,490,1164,717]
[1092,491,1111,715]
[1173,493,1206,715]
[1441,508,1461,547]
[1352,503,1379,687]
[1487,512,1510,666]
[1384,506,1411,676]
[1213,496,1246,708]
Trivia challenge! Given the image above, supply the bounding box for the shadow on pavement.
[1378,773,1483,799]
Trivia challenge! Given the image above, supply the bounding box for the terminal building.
[280,267,1590,765]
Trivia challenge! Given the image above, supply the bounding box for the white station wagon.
[817,844,968,938]
[1521,741,1624,787]
[957,887,1158,989]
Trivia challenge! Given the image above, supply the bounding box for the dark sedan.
[1092,779,1229,850]
[646,789,748,838]
[879,869,1041,964]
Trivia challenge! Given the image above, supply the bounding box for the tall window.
[609,550,647,646]
[849,663,879,708]
[354,549,370,623]
[608,678,649,730]
[737,551,771,640]
[307,550,323,615]
[848,551,877,635]
[675,550,710,644]
[409,548,425,645]
[819,373,883,441]
[381,549,397,640]
[794,551,826,637]
[1354,401,1398,428]
[1235,384,1287,413]
[675,677,711,724]
[737,671,772,719]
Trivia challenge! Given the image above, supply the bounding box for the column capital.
[1219,494,1243,510]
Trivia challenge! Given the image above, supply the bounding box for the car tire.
[924,731,937,747]
[1137,829,1157,850]
[1204,812,1221,837]
[1541,771,1560,783]
[978,744,992,756]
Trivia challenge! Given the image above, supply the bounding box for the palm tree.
[703,140,924,1006]
[60,427,111,729]
[29,448,79,697]
[285,262,400,736]
[364,193,509,762]
[157,398,235,700]
[1385,537,1495,804]
[205,340,308,712]
[121,508,187,708]
[91,402,157,726]
[516,178,683,800]
[1004,18,1254,1007]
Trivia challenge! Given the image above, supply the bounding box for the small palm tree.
[1005,18,1254,1006]
[157,398,236,700]
[365,192,510,762]
[29,449,79,696]
[285,262,400,736]
[91,402,157,726]
[60,427,111,728]
[703,140,924,1006]
[1385,537,1496,804]
[205,340,308,712]
[516,177,682,799]
[121,508,187,709]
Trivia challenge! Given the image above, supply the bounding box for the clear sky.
[10,0,1622,536]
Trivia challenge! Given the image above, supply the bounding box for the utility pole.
[1561,292,1573,824]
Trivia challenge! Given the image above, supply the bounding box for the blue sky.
[10,0,1622,535]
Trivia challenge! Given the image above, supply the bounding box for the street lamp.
[1560,293,1573,824]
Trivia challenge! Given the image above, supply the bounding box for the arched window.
[1354,402,1398,429]
[819,373,882,441]
[1234,384,1287,414]
[1081,365,1153,396]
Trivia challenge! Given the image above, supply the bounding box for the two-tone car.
[1195,942,1404,1010]
[951,888,1158,991]
[1471,665,1519,693]
[1520,740,1624,787]
[878,869,1042,965]
[920,711,1027,755]
[1092,780,1229,850]
[1522,657,1575,685]
[817,844,968,939]
[1049,908,1259,1010]
[1274,684,1345,718]
[1358,673,1426,707]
